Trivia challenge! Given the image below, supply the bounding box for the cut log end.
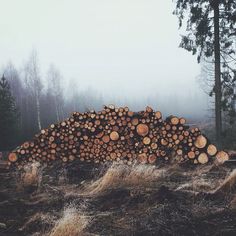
[102,135,110,143]
[131,118,139,126]
[187,151,195,159]
[136,124,149,136]
[179,117,186,125]
[198,153,209,164]
[8,153,18,163]
[170,116,179,125]
[143,137,151,145]
[207,144,217,156]
[146,106,153,113]
[194,135,207,149]
[110,131,119,141]
[138,153,148,164]
[216,151,229,164]
[155,111,162,119]
[148,154,157,164]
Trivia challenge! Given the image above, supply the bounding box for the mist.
[0,0,208,120]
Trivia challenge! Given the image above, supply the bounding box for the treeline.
[1,49,235,151]
[0,51,104,150]
[0,49,208,151]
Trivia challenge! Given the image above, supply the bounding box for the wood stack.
[8,105,229,169]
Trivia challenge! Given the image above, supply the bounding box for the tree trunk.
[36,94,42,130]
[60,104,65,120]
[55,97,60,123]
[213,0,222,145]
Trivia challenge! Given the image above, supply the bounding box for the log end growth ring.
[136,124,149,136]
[194,135,207,149]
[8,153,18,163]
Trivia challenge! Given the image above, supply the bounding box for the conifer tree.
[174,0,236,144]
[0,74,19,150]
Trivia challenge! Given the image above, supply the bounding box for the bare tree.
[47,64,64,122]
[66,78,80,112]
[24,50,43,130]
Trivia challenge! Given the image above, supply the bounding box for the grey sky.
[0,0,208,117]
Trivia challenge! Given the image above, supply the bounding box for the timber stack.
[8,105,229,169]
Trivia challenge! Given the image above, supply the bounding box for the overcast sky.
[0,0,209,117]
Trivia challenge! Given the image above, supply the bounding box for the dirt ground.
[1,161,236,236]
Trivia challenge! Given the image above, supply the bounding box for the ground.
[0,161,236,236]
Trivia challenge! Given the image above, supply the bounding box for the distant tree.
[0,75,19,150]
[174,0,236,144]
[24,50,43,131]
[3,62,24,129]
[64,78,104,114]
[4,62,22,105]
[66,78,80,112]
[47,64,65,122]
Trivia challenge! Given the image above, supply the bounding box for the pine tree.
[0,74,19,150]
[173,0,236,144]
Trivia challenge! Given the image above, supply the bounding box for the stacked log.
[8,105,229,169]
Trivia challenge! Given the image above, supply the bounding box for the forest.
[0,53,104,151]
[0,1,235,152]
[0,48,235,152]
[0,0,236,235]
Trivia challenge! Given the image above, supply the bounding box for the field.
[1,161,236,236]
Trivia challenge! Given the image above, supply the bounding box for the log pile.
[8,105,229,169]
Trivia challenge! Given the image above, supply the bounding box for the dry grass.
[19,162,42,188]
[80,163,229,197]
[213,169,236,195]
[19,212,56,232]
[80,163,170,196]
[48,204,90,236]
[2,159,236,236]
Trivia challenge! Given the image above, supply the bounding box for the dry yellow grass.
[213,169,236,195]
[19,162,42,188]
[2,157,236,236]
[81,163,170,196]
[49,206,90,236]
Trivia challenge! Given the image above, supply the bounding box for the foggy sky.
[0,0,209,118]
